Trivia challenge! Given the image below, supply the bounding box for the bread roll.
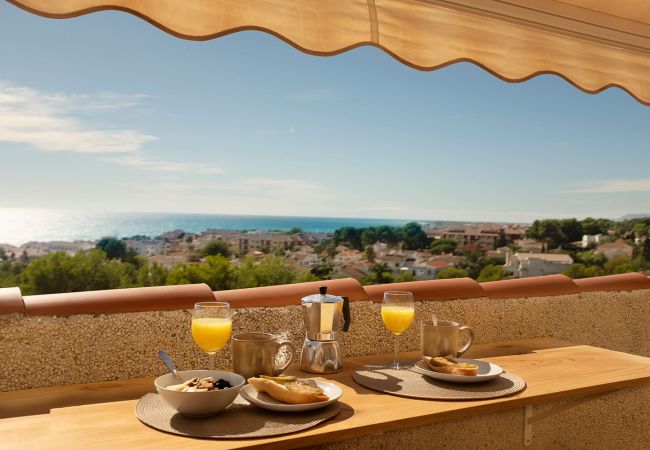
[248,377,329,404]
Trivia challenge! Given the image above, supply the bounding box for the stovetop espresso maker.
[299,286,351,373]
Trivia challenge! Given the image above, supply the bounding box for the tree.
[394,271,416,282]
[310,262,333,280]
[167,255,236,291]
[643,238,650,263]
[400,222,429,250]
[604,255,640,274]
[287,227,302,234]
[362,262,394,285]
[96,237,128,260]
[364,246,376,263]
[529,220,567,249]
[235,255,315,288]
[19,250,133,295]
[333,227,364,250]
[430,239,457,255]
[477,264,509,282]
[437,267,469,279]
[574,250,607,267]
[559,218,583,244]
[137,263,170,287]
[201,240,231,258]
[495,230,508,249]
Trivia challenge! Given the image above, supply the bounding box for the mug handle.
[457,325,474,356]
[272,340,296,376]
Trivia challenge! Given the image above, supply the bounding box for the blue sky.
[1,3,649,222]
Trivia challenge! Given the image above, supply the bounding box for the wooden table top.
[1,338,649,449]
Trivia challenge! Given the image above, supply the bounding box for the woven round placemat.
[136,394,340,439]
[352,363,526,400]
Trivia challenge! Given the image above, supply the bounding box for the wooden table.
[1,338,649,449]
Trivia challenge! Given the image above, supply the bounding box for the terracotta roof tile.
[363,278,485,302]
[573,272,650,292]
[23,284,215,316]
[481,274,580,298]
[213,278,366,308]
[0,287,24,314]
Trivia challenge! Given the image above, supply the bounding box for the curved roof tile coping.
[364,278,485,302]
[480,274,580,299]
[213,278,367,308]
[23,284,215,316]
[573,272,650,292]
[0,287,24,314]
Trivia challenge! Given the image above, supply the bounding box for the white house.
[504,252,573,278]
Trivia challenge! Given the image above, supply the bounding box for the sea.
[0,208,450,247]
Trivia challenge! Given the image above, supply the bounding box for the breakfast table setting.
[1,287,650,449]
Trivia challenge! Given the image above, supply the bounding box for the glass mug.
[231,333,296,379]
[421,320,474,358]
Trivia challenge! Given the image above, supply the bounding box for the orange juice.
[191,317,232,354]
[381,305,414,334]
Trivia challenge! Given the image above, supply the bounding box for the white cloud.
[0,82,155,153]
[568,179,650,193]
[0,81,224,175]
[242,178,332,198]
[104,154,223,175]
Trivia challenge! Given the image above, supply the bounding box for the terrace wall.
[1,274,649,449]
[1,273,648,391]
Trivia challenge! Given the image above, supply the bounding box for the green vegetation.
[200,240,231,258]
[3,217,648,295]
[0,249,316,295]
[430,239,457,255]
[437,267,469,279]
[333,222,429,251]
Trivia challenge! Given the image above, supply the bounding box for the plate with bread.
[412,356,504,384]
[241,375,342,411]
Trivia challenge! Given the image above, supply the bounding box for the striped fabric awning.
[9,0,650,105]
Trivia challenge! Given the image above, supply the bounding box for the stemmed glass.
[191,302,232,370]
[381,291,415,369]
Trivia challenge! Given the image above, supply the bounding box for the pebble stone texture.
[0,290,649,392]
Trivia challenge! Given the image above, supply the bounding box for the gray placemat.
[352,362,526,400]
[136,393,340,439]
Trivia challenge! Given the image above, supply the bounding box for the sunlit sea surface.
[0,208,444,246]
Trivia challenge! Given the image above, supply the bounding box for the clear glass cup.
[191,302,232,370]
[381,291,415,370]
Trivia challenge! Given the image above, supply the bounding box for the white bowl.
[154,370,245,417]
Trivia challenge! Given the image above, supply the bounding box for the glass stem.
[394,334,400,369]
[208,352,216,371]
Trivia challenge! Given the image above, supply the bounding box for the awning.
[9,0,650,105]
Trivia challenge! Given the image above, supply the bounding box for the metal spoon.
[157,350,183,383]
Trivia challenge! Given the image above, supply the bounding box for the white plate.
[412,358,504,384]
[240,380,342,412]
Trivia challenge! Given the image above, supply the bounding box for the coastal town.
[2,217,647,295]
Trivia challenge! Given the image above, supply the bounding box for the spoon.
[157,350,183,383]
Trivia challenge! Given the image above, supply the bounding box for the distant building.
[596,240,634,260]
[581,234,603,248]
[504,252,573,278]
[124,239,168,256]
[148,254,188,268]
[514,239,545,253]
[19,240,94,257]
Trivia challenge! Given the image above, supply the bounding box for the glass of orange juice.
[192,302,233,370]
[381,291,414,370]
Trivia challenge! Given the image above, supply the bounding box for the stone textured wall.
[1,290,648,391]
[313,386,650,450]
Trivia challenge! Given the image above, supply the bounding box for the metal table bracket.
[523,391,612,446]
